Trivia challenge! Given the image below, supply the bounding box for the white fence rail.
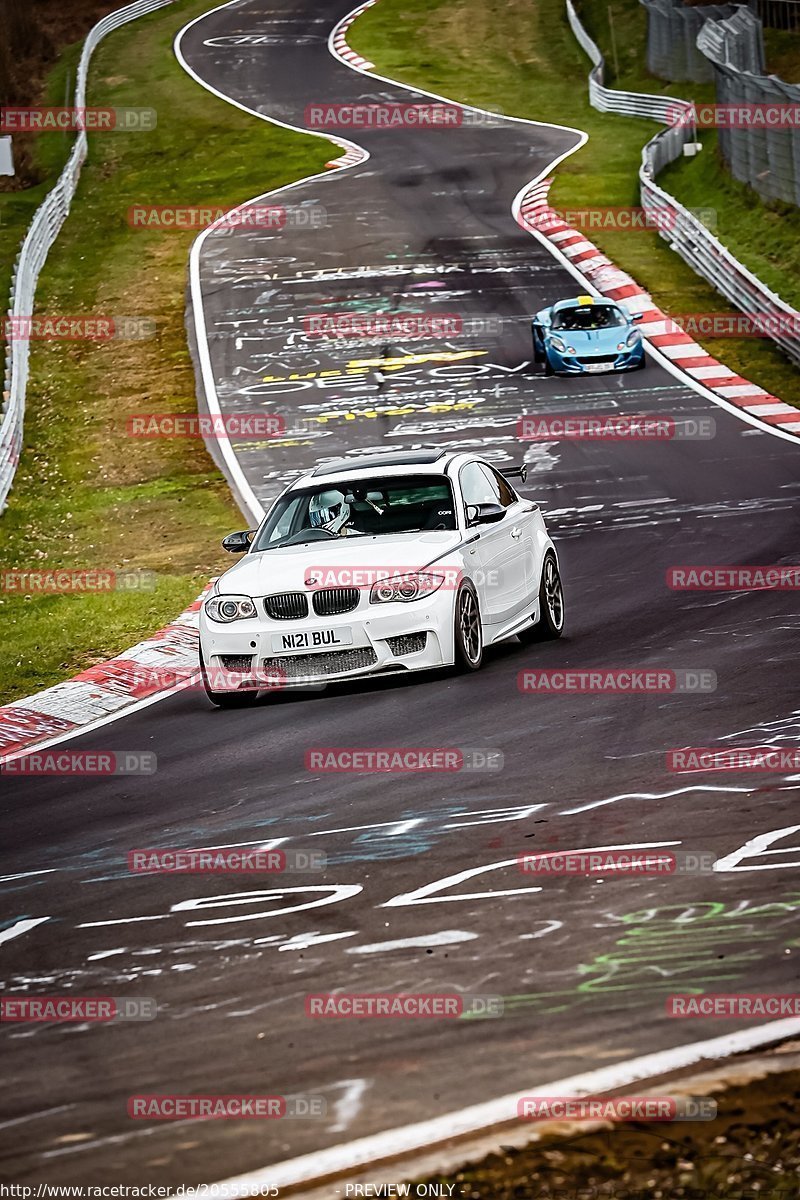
[567,0,692,119]
[565,0,800,366]
[0,0,175,513]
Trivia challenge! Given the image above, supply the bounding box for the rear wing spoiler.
[500,464,528,484]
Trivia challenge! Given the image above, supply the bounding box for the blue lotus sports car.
[532,295,645,376]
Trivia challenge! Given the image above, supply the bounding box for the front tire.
[200,649,257,708]
[453,582,484,672]
[518,552,565,643]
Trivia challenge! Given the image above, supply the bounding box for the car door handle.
[511,527,522,540]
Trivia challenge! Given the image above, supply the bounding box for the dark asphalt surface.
[2,0,800,1186]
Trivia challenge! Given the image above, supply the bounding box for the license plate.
[271,627,354,652]
[584,363,608,373]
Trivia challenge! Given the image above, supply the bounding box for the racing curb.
[517,178,800,437]
[331,0,376,72]
[0,588,209,765]
[325,0,376,166]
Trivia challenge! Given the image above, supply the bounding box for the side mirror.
[501,464,528,484]
[222,530,254,554]
[466,502,506,527]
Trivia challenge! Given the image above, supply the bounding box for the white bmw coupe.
[198,449,564,706]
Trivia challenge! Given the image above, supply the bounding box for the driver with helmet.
[308,489,357,536]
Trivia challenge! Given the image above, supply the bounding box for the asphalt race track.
[2,0,800,1185]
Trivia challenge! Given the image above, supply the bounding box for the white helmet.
[309,489,350,534]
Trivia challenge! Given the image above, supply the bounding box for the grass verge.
[349,0,800,405]
[0,0,330,704]
[764,28,800,82]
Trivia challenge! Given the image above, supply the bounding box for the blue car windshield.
[552,305,626,331]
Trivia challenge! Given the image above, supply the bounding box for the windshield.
[551,304,627,331]
[252,475,457,550]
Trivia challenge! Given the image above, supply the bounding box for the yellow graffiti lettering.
[305,399,478,423]
[347,351,486,368]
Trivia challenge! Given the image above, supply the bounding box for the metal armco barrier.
[641,0,758,83]
[0,0,175,514]
[567,0,691,120]
[566,0,800,366]
[698,11,800,205]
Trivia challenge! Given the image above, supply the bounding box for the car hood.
[217,530,464,596]
[549,325,629,349]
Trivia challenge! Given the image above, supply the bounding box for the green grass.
[576,0,703,96]
[661,131,800,308]
[764,28,800,82]
[0,0,330,704]
[349,0,800,405]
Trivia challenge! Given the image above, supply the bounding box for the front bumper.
[546,342,644,375]
[199,591,455,691]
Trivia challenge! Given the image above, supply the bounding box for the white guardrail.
[566,0,800,367]
[0,0,175,513]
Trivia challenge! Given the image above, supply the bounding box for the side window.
[266,495,305,544]
[460,462,498,508]
[486,466,517,508]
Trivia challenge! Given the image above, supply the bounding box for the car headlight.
[549,335,567,353]
[205,594,257,622]
[625,330,642,348]
[369,573,445,604]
